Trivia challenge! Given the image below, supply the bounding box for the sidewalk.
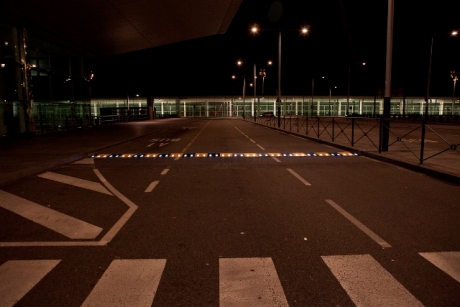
[0,122,167,187]
[253,117,460,185]
[1,118,459,188]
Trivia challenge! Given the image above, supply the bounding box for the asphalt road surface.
[1,118,459,306]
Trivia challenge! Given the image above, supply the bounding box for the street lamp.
[347,62,366,116]
[251,25,309,127]
[232,71,246,119]
[329,85,337,116]
[451,71,458,115]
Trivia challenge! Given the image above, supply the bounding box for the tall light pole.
[347,62,366,116]
[382,0,394,152]
[451,70,458,115]
[251,25,309,127]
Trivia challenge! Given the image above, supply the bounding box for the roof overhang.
[0,0,242,56]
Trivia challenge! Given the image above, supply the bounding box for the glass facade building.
[1,24,91,136]
[91,95,459,120]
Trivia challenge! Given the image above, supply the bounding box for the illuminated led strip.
[92,152,358,158]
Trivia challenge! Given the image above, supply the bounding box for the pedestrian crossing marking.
[37,171,112,195]
[219,257,289,307]
[1,254,459,305]
[92,151,358,159]
[81,259,166,307]
[419,251,460,283]
[0,190,103,240]
[322,254,424,307]
[0,260,60,307]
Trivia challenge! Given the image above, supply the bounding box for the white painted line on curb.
[38,171,112,195]
[145,181,159,193]
[287,169,311,186]
[322,254,423,306]
[0,190,103,240]
[325,199,392,248]
[81,259,166,307]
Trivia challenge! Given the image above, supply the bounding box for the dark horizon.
[89,0,460,99]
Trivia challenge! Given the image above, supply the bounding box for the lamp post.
[347,62,366,116]
[451,71,458,115]
[251,25,309,127]
[329,85,337,116]
[232,73,246,119]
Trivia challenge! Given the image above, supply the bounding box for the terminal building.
[1,1,459,135]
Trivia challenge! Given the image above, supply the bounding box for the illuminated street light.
[347,62,367,116]
[451,71,458,115]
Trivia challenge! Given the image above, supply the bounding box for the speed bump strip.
[92,151,357,158]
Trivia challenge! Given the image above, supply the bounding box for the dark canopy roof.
[1,0,242,56]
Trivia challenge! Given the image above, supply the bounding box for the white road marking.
[419,251,460,283]
[287,169,311,186]
[81,259,166,307]
[37,171,112,195]
[161,168,169,175]
[322,254,423,307]
[219,257,289,307]
[0,169,138,247]
[177,120,211,160]
[271,156,281,163]
[72,158,94,165]
[145,180,159,193]
[256,144,265,150]
[249,139,256,143]
[0,190,103,239]
[0,260,60,307]
[325,199,392,248]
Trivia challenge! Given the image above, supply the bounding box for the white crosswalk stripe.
[0,260,60,307]
[81,259,166,307]
[419,251,460,283]
[219,257,289,306]
[1,253,459,306]
[322,254,424,307]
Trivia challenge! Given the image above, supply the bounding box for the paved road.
[1,118,459,306]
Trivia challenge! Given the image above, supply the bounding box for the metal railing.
[251,115,460,165]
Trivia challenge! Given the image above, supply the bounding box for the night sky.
[89,0,460,99]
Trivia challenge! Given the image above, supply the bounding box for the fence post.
[332,117,335,141]
[317,116,320,138]
[420,120,426,164]
[379,117,383,153]
[351,117,355,146]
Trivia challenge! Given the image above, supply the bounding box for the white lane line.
[271,156,281,163]
[177,120,211,160]
[161,168,169,175]
[37,171,112,195]
[256,144,265,150]
[322,254,423,307]
[419,251,460,283]
[287,169,311,186]
[81,259,166,307]
[145,180,159,193]
[72,158,94,165]
[249,139,256,143]
[220,257,289,307]
[0,190,103,240]
[0,260,60,307]
[93,169,138,245]
[325,199,392,248]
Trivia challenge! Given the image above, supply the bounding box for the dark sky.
[89,0,460,98]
